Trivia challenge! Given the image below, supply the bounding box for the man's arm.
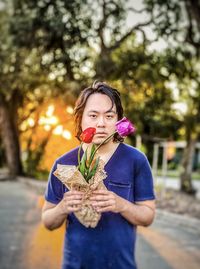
[90,189,155,226]
[42,190,83,230]
[42,201,67,230]
[119,199,155,226]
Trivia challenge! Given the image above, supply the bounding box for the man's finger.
[89,195,108,201]
[96,206,112,213]
[92,190,109,195]
[64,191,84,196]
[91,200,112,207]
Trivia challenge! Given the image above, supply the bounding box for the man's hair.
[74,81,124,142]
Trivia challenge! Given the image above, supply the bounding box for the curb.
[17,176,47,195]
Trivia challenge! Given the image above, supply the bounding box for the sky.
[126,0,167,52]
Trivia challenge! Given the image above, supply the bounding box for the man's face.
[81,93,118,145]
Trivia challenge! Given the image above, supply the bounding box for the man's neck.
[82,140,119,154]
[96,140,118,154]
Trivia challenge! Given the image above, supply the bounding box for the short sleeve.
[44,160,64,204]
[134,156,155,202]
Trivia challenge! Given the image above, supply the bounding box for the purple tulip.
[115,117,136,137]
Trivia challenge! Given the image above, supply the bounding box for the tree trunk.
[0,97,23,178]
[180,137,196,195]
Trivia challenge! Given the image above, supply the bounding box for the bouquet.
[53,117,135,228]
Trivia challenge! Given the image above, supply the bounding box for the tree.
[0,0,93,177]
[0,9,49,176]
[92,0,200,194]
[92,0,153,79]
[0,0,151,177]
[0,2,24,176]
[142,0,200,194]
[102,40,182,161]
[162,49,200,193]
[2,0,198,188]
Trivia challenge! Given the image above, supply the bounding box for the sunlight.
[25,221,64,269]
[39,115,58,126]
[20,99,79,171]
[44,125,51,131]
[66,106,74,114]
[20,118,35,131]
[172,102,188,115]
[27,118,35,127]
[46,105,55,117]
[62,130,72,140]
[53,126,72,140]
[53,125,63,135]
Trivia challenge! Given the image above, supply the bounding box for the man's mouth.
[95,132,107,136]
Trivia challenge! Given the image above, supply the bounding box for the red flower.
[80,127,96,143]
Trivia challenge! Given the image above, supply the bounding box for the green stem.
[78,142,83,169]
[92,131,117,157]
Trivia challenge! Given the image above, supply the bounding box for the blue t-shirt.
[45,143,155,269]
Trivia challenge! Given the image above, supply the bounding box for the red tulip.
[80,127,96,143]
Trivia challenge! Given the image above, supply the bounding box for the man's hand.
[42,190,84,230]
[89,189,125,213]
[58,190,84,214]
[89,189,156,226]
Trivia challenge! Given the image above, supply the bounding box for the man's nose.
[96,116,105,127]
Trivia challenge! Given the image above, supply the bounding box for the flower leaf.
[86,156,100,181]
[87,144,96,167]
[79,148,88,176]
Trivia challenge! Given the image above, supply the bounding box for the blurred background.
[0,0,200,268]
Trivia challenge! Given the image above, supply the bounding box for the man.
[42,81,156,269]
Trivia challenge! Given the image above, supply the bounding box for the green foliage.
[144,0,200,56]
[0,0,199,180]
[102,40,182,140]
[78,145,100,183]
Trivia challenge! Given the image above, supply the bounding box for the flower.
[115,117,136,137]
[80,127,96,143]
[78,117,135,182]
[78,127,98,182]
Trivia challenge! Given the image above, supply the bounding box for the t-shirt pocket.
[108,180,132,200]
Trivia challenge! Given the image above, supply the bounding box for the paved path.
[0,180,200,269]
[137,211,200,269]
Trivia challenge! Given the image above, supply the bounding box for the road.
[0,180,200,269]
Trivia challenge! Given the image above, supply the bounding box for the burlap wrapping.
[53,159,107,228]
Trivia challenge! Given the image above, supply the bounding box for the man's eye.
[106,115,113,119]
[89,114,97,118]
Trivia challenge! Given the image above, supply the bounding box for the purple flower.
[115,117,136,137]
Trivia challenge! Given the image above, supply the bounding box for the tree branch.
[187,0,200,29]
[185,0,200,56]
[128,7,147,13]
[109,19,152,51]
[97,0,109,51]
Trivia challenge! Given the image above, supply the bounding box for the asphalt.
[0,179,200,269]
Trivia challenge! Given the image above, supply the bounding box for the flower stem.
[92,131,117,157]
[78,142,83,169]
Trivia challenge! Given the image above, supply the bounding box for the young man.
[42,81,156,269]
